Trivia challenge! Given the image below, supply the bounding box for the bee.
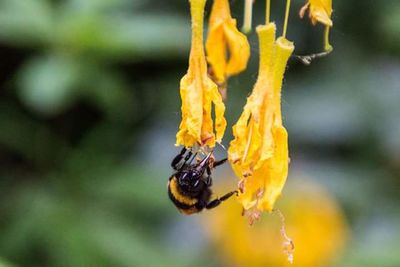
[168,147,237,215]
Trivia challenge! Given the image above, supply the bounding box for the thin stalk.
[324,25,333,52]
[266,0,271,24]
[282,0,291,38]
[242,0,253,33]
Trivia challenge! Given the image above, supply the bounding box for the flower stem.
[324,25,333,52]
[266,0,271,24]
[242,0,253,33]
[282,0,291,38]
[189,0,206,54]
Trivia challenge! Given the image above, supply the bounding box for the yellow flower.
[206,0,250,85]
[203,179,349,267]
[228,23,294,216]
[176,0,227,148]
[299,0,332,27]
[299,0,333,51]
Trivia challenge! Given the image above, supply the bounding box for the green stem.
[282,0,291,38]
[242,0,253,33]
[266,0,270,24]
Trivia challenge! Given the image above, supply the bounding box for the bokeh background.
[0,0,399,266]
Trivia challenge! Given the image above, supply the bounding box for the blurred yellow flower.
[176,0,227,148]
[299,0,333,51]
[228,23,293,216]
[203,179,348,267]
[206,0,250,85]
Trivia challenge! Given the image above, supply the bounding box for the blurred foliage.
[0,0,399,266]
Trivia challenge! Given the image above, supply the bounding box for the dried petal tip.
[275,208,295,264]
[244,208,262,226]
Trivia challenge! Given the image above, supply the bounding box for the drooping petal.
[258,37,293,212]
[209,77,227,143]
[300,0,333,27]
[228,23,276,166]
[299,1,333,52]
[257,126,289,211]
[224,19,251,77]
[176,0,227,148]
[176,74,203,147]
[228,23,294,215]
[206,0,250,84]
[205,24,227,83]
[200,76,227,146]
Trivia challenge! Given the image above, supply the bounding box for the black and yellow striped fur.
[167,148,237,215]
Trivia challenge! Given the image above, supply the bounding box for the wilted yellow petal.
[299,1,333,53]
[209,78,227,143]
[176,0,227,148]
[256,126,289,211]
[205,25,226,83]
[228,23,294,216]
[176,74,203,147]
[206,0,250,84]
[300,0,332,26]
[229,23,276,163]
[224,20,250,77]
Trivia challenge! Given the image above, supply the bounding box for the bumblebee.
[168,148,237,215]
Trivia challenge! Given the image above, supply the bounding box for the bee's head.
[176,152,213,194]
[178,169,202,187]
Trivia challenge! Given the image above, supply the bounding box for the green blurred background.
[0,0,399,266]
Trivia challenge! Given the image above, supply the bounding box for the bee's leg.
[213,158,227,168]
[204,157,224,186]
[206,190,238,209]
[184,150,193,162]
[205,176,213,187]
[205,166,212,186]
[171,147,186,168]
[171,148,192,170]
[187,151,198,165]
